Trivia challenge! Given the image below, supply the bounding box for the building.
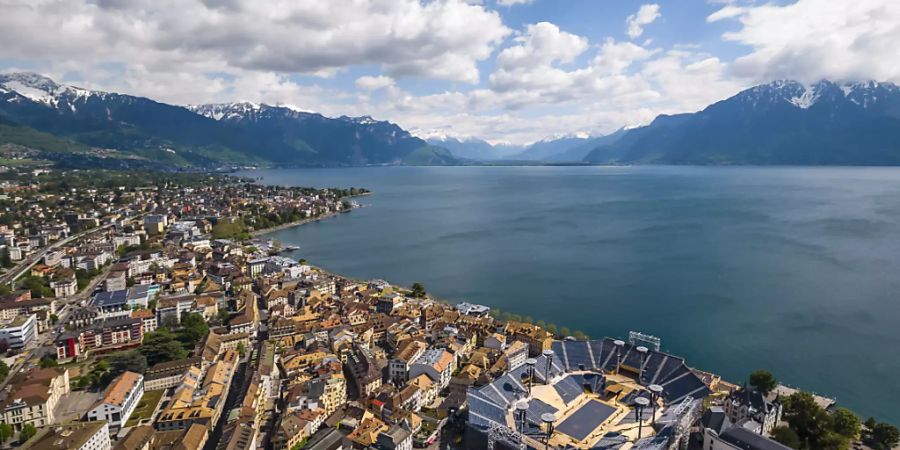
[143,357,202,391]
[376,425,412,450]
[502,340,529,371]
[144,215,168,234]
[456,302,490,317]
[60,316,144,357]
[0,313,37,349]
[389,340,427,384]
[272,412,312,450]
[88,371,144,428]
[701,410,792,450]
[0,367,70,429]
[19,420,111,450]
[105,270,128,292]
[131,309,158,334]
[50,278,77,297]
[95,285,157,318]
[724,387,783,436]
[409,348,454,389]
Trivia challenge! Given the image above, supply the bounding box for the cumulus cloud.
[0,0,773,145]
[626,4,661,39]
[0,0,509,84]
[355,75,395,91]
[708,0,900,83]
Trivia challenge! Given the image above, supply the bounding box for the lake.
[239,165,900,423]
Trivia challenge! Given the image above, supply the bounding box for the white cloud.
[355,75,395,91]
[708,0,900,83]
[0,0,510,84]
[626,4,661,39]
[496,0,534,5]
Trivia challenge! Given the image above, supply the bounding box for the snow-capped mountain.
[585,79,900,165]
[0,72,454,167]
[425,136,523,160]
[0,72,110,112]
[736,80,900,111]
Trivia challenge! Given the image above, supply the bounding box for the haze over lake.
[241,166,900,423]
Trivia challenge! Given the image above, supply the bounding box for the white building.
[0,313,37,349]
[87,371,144,428]
[19,419,110,450]
[408,348,454,389]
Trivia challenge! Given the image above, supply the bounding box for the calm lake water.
[239,166,900,423]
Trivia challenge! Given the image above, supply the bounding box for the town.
[0,167,895,450]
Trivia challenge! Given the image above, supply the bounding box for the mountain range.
[0,72,453,168]
[584,80,900,165]
[2,73,900,168]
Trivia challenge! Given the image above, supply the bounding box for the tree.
[783,391,834,449]
[749,369,778,394]
[0,423,11,443]
[545,323,558,335]
[237,341,246,357]
[560,327,571,337]
[410,283,427,298]
[177,313,209,349]
[49,313,59,325]
[140,329,188,366]
[867,422,900,450]
[215,309,231,325]
[772,426,802,449]
[109,351,147,376]
[39,356,58,368]
[865,417,878,430]
[572,330,588,340]
[831,407,861,439]
[0,361,8,381]
[19,423,36,443]
[0,248,12,268]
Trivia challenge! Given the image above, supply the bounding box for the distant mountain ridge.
[585,80,900,165]
[0,72,455,167]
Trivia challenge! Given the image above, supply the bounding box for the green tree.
[49,313,59,325]
[772,426,802,449]
[572,330,588,340]
[109,351,148,376]
[410,283,427,298]
[545,323,558,335]
[783,391,835,449]
[39,356,58,368]
[749,369,778,394]
[19,423,37,443]
[0,423,11,443]
[0,361,8,381]
[831,407,861,439]
[865,417,878,430]
[237,341,246,357]
[0,248,11,268]
[867,422,900,450]
[22,276,52,298]
[177,313,209,349]
[140,329,188,366]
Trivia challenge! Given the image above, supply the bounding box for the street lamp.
[634,397,650,440]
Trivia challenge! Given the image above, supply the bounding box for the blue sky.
[0,0,897,144]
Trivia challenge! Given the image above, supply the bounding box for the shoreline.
[250,192,370,237]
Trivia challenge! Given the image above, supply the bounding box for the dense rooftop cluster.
[0,167,893,450]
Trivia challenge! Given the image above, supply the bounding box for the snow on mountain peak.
[789,83,821,109]
[0,72,104,110]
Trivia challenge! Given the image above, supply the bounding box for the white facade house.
[408,348,454,389]
[87,371,144,428]
[0,313,37,349]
